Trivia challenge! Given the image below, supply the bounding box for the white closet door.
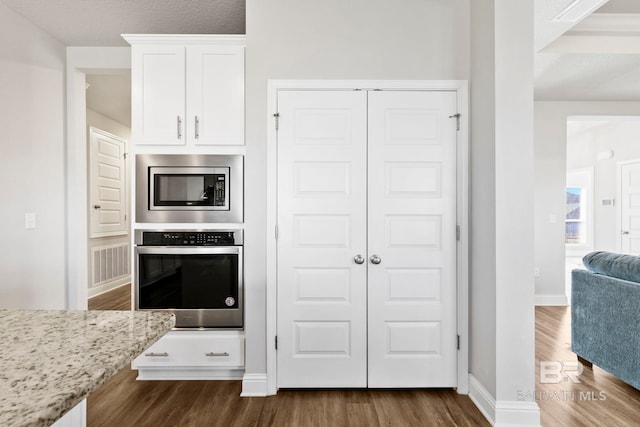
[276,90,368,387]
[620,161,640,254]
[367,91,458,387]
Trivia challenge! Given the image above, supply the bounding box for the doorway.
[66,47,131,309]
[265,80,469,394]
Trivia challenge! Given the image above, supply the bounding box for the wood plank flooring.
[535,306,640,426]
[86,287,640,426]
[88,284,131,311]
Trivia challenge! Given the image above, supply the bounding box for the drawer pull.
[205,352,229,357]
[145,352,169,357]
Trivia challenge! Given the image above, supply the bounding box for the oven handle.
[136,246,242,255]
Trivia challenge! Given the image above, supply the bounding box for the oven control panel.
[139,230,242,246]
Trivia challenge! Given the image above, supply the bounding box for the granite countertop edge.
[0,310,175,427]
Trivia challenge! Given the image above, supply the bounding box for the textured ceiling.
[2,0,639,108]
[0,0,245,46]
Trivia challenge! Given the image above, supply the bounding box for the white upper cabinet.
[125,35,245,147]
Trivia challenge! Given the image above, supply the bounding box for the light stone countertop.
[0,310,175,427]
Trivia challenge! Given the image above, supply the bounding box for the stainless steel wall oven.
[136,154,243,223]
[134,229,243,329]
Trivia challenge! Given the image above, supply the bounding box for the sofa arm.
[571,269,640,390]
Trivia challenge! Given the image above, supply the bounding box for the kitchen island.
[0,309,174,427]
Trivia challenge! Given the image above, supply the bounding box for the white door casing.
[620,161,640,254]
[367,91,458,387]
[89,127,128,238]
[276,90,368,387]
[275,88,459,388]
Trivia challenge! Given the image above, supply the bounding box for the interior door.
[276,88,458,388]
[89,127,128,238]
[276,90,368,387]
[620,161,640,254]
[367,91,458,387]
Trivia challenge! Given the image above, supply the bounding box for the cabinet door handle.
[205,352,229,357]
[177,115,182,139]
[195,116,200,139]
[145,352,169,357]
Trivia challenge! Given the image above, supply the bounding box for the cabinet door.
[186,46,245,145]
[276,90,368,387]
[131,45,186,145]
[367,90,458,387]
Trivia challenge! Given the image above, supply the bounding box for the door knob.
[622,230,630,235]
[93,204,101,209]
[370,254,382,265]
[354,254,365,265]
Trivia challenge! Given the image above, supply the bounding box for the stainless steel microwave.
[136,154,243,223]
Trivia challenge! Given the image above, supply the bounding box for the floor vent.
[91,243,130,288]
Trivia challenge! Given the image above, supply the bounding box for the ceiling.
[2,0,639,126]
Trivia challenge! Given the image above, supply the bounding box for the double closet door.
[276,89,458,388]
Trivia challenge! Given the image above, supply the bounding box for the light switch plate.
[25,213,36,229]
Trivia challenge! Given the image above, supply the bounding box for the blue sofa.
[571,251,640,390]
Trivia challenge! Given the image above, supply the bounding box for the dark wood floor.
[87,288,640,426]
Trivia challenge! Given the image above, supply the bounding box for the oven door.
[135,246,243,328]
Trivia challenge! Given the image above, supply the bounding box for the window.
[565,187,584,244]
[565,168,593,250]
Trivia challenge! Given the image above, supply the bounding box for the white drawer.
[133,331,244,368]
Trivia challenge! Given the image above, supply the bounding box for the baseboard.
[468,374,540,426]
[88,279,129,299]
[241,373,269,397]
[535,294,569,306]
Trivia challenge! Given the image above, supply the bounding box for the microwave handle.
[136,246,241,256]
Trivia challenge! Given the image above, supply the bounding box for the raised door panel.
[89,128,127,237]
[277,90,368,388]
[187,46,244,145]
[367,90,458,388]
[131,45,185,145]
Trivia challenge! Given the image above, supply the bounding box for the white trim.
[241,373,270,397]
[469,375,496,425]
[266,79,470,394]
[122,34,246,45]
[572,13,640,35]
[495,401,541,426]
[535,294,569,306]
[87,279,130,299]
[66,47,131,310]
[469,375,541,426]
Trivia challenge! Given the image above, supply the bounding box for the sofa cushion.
[582,251,640,283]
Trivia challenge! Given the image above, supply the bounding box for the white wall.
[470,1,539,424]
[568,118,640,251]
[86,109,131,297]
[0,3,66,309]
[534,102,640,304]
[245,0,470,379]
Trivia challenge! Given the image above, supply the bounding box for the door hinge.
[275,225,279,240]
[274,112,280,131]
[457,334,461,350]
[275,335,278,350]
[123,152,128,160]
[456,225,461,241]
[449,113,461,131]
